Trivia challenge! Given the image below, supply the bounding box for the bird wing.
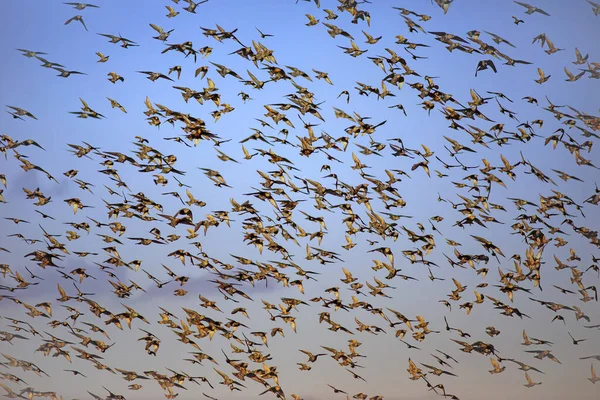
[150,23,164,33]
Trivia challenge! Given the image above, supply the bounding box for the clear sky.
[1,0,600,399]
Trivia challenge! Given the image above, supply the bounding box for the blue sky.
[1,0,600,399]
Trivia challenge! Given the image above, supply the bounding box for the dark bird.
[475,60,497,76]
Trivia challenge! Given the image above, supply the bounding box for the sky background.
[1,0,600,399]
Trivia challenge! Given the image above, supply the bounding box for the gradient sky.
[1,0,600,399]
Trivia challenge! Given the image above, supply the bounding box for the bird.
[6,106,37,120]
[64,15,88,31]
[564,67,585,82]
[514,1,551,16]
[53,67,86,77]
[63,2,99,10]
[568,332,587,345]
[137,71,174,82]
[165,5,179,18]
[573,48,589,65]
[107,72,124,83]
[590,364,600,384]
[475,60,497,76]
[150,23,174,41]
[535,67,551,84]
[433,0,454,14]
[16,49,47,58]
[587,0,600,16]
[96,52,109,62]
[524,372,542,387]
[256,27,274,38]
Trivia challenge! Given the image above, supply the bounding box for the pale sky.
[1,0,600,399]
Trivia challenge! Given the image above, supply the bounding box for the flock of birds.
[2,0,600,399]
